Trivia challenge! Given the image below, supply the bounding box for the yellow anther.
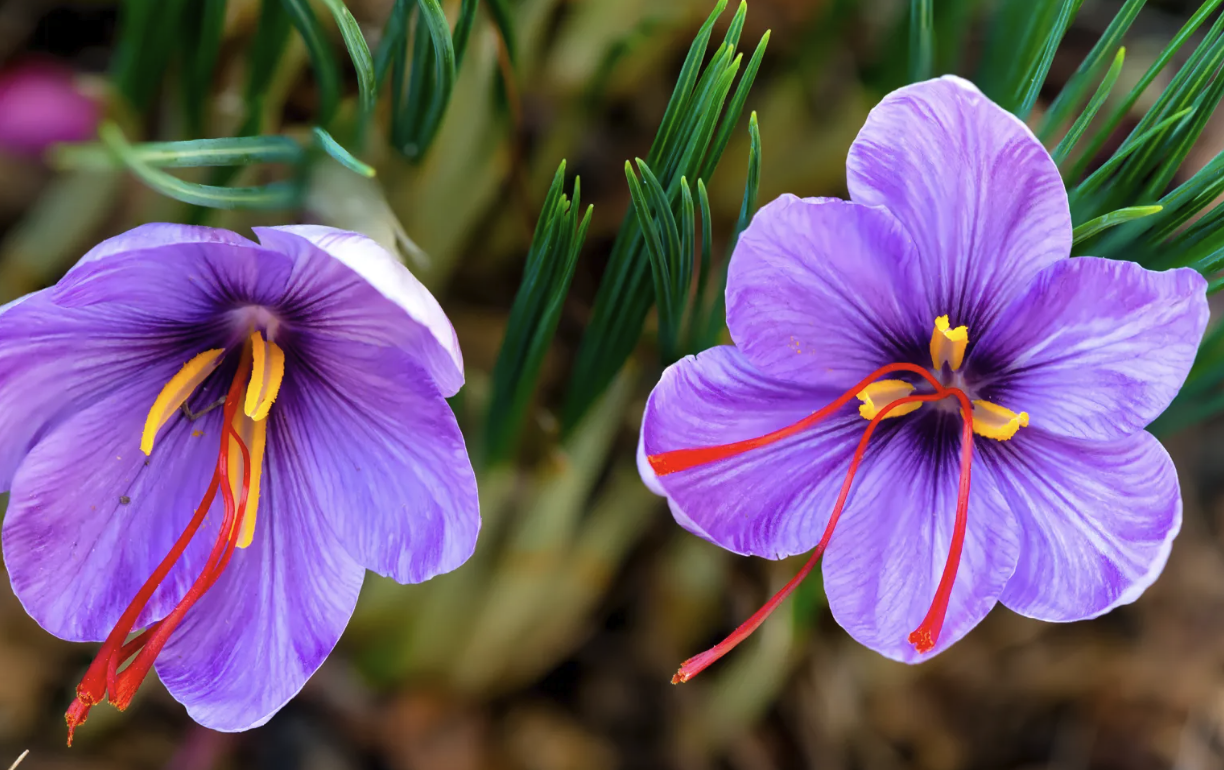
[856,379,922,420]
[244,331,285,422]
[930,315,969,371]
[226,407,268,549]
[141,348,225,456]
[972,399,1030,441]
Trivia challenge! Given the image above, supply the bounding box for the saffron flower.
[639,77,1209,678]
[0,224,479,740]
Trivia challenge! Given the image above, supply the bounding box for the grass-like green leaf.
[312,127,376,177]
[1071,205,1162,244]
[281,0,342,126]
[1014,0,1083,120]
[1037,0,1144,142]
[320,0,377,132]
[240,0,293,135]
[484,0,517,65]
[182,0,228,135]
[563,0,768,430]
[1051,46,1124,166]
[53,135,304,170]
[1065,0,1224,185]
[485,163,590,465]
[100,122,302,209]
[909,0,933,82]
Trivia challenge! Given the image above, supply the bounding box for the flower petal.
[641,345,861,559]
[0,227,289,489]
[846,76,1072,330]
[992,429,1180,621]
[2,363,230,641]
[821,417,1021,662]
[726,196,925,388]
[156,418,365,732]
[271,339,479,583]
[972,258,1208,441]
[254,226,464,397]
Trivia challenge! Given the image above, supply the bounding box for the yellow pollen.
[930,315,968,371]
[856,379,922,420]
[141,348,225,456]
[972,400,1030,441]
[244,331,285,422]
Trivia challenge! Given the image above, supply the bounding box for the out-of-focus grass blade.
[112,0,193,112]
[1066,0,1224,185]
[977,0,1060,110]
[1015,0,1083,120]
[1051,47,1125,166]
[909,0,933,82]
[182,0,228,135]
[320,0,376,131]
[100,123,302,209]
[53,135,304,170]
[484,0,517,65]
[1038,0,1144,141]
[281,0,342,126]
[1071,205,1162,244]
[394,0,458,160]
[313,127,375,177]
[453,0,481,67]
[241,0,293,135]
[375,0,410,88]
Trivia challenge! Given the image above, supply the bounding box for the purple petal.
[972,258,1208,441]
[641,345,861,559]
[2,362,229,641]
[991,429,1180,621]
[272,339,479,583]
[156,413,365,732]
[821,420,1021,663]
[726,196,925,388]
[846,76,1072,330]
[254,226,465,397]
[0,225,291,489]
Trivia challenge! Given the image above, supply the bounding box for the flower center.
[649,316,1031,683]
[64,331,285,745]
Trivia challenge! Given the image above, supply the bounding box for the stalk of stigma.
[65,331,283,744]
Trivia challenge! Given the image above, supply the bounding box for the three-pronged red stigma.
[649,363,975,684]
[65,368,254,745]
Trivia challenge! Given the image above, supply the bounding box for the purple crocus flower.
[0,224,479,741]
[638,76,1209,679]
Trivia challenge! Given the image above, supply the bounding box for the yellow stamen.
[929,315,968,371]
[226,406,267,549]
[972,400,1030,441]
[856,379,922,420]
[141,349,225,456]
[244,331,285,422]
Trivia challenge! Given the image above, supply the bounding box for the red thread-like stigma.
[658,368,977,685]
[65,364,255,745]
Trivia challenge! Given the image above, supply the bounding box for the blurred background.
[3,0,1224,767]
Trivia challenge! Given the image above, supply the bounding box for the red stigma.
[652,363,977,683]
[65,365,254,744]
